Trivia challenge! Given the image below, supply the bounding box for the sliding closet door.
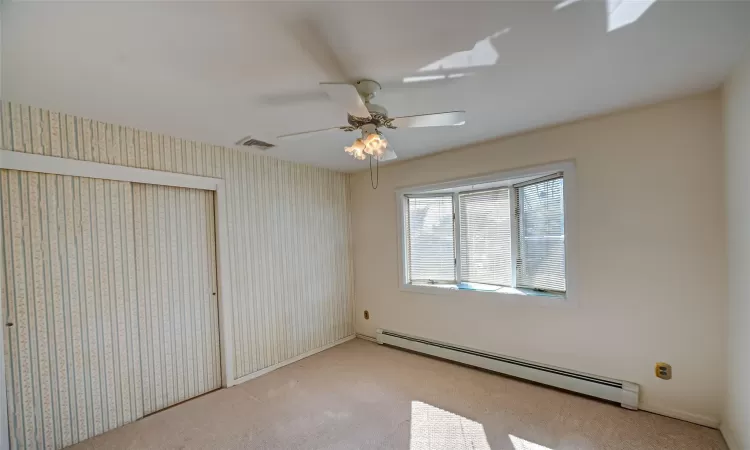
[1,170,142,449]
[1,171,222,449]
[132,183,221,416]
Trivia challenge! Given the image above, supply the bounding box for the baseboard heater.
[376,329,639,410]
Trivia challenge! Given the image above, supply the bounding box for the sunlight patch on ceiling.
[409,401,490,449]
[554,0,583,11]
[554,0,656,32]
[607,0,656,31]
[419,28,510,72]
[403,74,452,83]
[402,29,509,84]
[509,435,556,450]
[403,73,470,84]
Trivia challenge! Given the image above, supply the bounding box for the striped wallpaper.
[0,103,354,388]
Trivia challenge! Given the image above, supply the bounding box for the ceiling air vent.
[236,136,275,151]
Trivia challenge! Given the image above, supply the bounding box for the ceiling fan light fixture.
[276,80,465,165]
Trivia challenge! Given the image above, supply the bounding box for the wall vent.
[236,136,275,151]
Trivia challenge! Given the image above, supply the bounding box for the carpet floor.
[70,338,727,450]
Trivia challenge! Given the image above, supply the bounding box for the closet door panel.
[1,170,140,449]
[132,183,221,416]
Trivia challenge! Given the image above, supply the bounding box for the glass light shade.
[363,133,388,157]
[375,147,397,161]
[345,139,368,160]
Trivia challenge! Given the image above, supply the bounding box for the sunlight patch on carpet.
[509,434,555,450]
[409,401,490,449]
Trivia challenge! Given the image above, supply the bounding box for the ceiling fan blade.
[389,111,466,129]
[277,126,348,141]
[320,83,371,119]
[288,19,349,84]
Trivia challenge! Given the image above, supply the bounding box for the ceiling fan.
[276,79,466,162]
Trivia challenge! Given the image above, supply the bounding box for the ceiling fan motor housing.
[346,79,390,130]
[355,79,382,102]
[345,110,393,130]
[360,123,378,137]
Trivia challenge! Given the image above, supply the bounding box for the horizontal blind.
[406,196,455,283]
[516,176,566,292]
[459,189,512,286]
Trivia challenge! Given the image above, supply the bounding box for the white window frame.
[396,161,577,306]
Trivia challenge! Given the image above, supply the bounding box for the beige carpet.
[70,338,726,450]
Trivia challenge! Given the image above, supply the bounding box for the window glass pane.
[459,189,512,286]
[516,177,566,292]
[406,196,455,283]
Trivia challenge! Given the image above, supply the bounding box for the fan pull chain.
[370,155,379,190]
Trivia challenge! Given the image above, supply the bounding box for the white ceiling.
[3,1,750,172]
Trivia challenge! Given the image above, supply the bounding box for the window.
[516,176,566,292]
[405,195,456,284]
[399,164,571,297]
[459,189,512,286]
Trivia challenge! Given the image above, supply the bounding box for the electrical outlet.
[655,362,672,380]
[364,310,370,320]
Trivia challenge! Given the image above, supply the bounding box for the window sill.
[401,282,569,304]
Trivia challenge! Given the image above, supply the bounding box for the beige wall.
[723,52,750,449]
[0,102,355,383]
[351,91,726,425]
